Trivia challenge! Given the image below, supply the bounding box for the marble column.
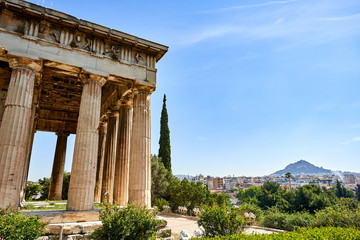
[0,91,7,128]
[0,57,41,209]
[128,91,151,207]
[101,111,119,204]
[94,120,107,202]
[67,74,105,211]
[48,132,69,200]
[113,104,133,205]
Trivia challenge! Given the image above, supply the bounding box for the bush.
[90,204,160,240]
[261,210,313,231]
[152,198,169,212]
[198,205,245,237]
[200,227,360,239]
[310,204,360,229]
[0,207,46,240]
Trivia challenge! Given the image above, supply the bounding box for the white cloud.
[199,0,297,14]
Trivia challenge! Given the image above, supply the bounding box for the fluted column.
[0,57,41,209]
[129,90,151,207]
[94,120,107,202]
[101,111,119,204]
[114,103,133,205]
[67,74,105,211]
[48,132,69,200]
[0,91,7,128]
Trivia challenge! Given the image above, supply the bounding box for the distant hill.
[271,160,332,176]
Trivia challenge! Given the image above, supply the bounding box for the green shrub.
[90,204,160,240]
[200,227,360,239]
[0,207,46,240]
[310,204,360,229]
[152,198,169,212]
[261,210,313,231]
[198,205,245,237]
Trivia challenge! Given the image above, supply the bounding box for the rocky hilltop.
[271,159,332,176]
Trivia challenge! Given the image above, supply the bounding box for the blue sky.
[28,0,360,180]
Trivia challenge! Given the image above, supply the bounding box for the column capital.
[80,73,107,86]
[106,109,120,118]
[133,86,153,95]
[117,89,135,107]
[56,131,70,137]
[8,57,42,72]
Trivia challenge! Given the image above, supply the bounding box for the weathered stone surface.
[0,57,41,209]
[129,91,152,207]
[113,104,133,205]
[101,112,119,204]
[67,77,103,211]
[49,133,69,200]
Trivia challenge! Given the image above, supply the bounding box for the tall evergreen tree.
[158,94,171,172]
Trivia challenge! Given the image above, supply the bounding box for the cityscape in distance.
[177,159,360,204]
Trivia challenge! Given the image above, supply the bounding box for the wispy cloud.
[199,0,297,14]
[180,11,360,47]
[340,137,360,145]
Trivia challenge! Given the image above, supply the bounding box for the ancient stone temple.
[0,0,167,211]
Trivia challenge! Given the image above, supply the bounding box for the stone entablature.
[0,0,167,84]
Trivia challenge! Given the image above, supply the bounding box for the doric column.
[67,74,105,211]
[128,90,152,207]
[48,132,69,200]
[0,91,7,127]
[101,111,119,204]
[114,103,133,205]
[94,119,107,202]
[0,57,41,209]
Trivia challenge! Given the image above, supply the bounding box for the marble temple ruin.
[0,0,168,211]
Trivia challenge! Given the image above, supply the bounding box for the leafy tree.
[38,177,50,200]
[356,184,360,202]
[332,180,355,199]
[257,181,286,210]
[61,172,71,200]
[285,172,293,190]
[25,183,41,201]
[151,155,173,203]
[158,94,171,172]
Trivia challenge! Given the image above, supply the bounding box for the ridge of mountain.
[271,159,332,176]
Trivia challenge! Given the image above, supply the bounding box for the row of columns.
[0,56,152,210]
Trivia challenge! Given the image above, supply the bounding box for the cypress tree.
[158,94,171,172]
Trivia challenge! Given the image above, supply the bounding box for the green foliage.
[261,209,314,231]
[200,227,360,239]
[356,184,360,201]
[238,203,263,221]
[169,178,230,211]
[158,94,171,172]
[25,182,41,201]
[0,207,46,240]
[38,177,50,200]
[152,198,169,211]
[332,180,355,199]
[198,205,245,237]
[151,155,173,202]
[61,172,71,200]
[310,199,360,229]
[239,182,339,214]
[91,204,159,240]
